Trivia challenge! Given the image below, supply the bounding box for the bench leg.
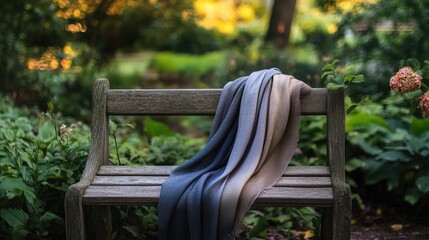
[87,205,112,240]
[321,185,352,240]
[333,185,352,240]
[321,208,333,240]
[65,185,86,240]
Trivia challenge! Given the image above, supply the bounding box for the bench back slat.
[107,88,327,116]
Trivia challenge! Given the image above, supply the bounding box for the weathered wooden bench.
[65,78,351,240]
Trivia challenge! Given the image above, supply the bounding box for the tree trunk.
[265,0,297,48]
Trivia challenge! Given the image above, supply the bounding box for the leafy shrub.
[293,116,327,166]
[346,97,429,206]
[0,96,209,239]
[108,117,206,166]
[242,207,320,239]
[0,97,89,239]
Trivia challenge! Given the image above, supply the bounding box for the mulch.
[351,222,429,240]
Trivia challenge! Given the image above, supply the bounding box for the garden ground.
[351,206,429,240]
[351,221,429,240]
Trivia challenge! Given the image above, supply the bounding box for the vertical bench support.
[324,89,351,239]
[65,79,110,240]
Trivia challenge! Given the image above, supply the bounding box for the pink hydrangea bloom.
[419,91,429,118]
[389,67,422,93]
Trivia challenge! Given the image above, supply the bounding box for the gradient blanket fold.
[158,69,312,240]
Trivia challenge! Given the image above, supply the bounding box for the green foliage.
[0,97,208,238]
[148,51,226,87]
[219,44,323,88]
[322,59,364,90]
[292,116,327,166]
[99,1,223,55]
[242,207,320,239]
[107,117,205,166]
[322,59,367,114]
[111,206,158,239]
[347,101,429,205]
[103,53,153,88]
[0,97,89,239]
[330,0,429,99]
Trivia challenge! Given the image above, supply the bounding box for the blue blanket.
[158,69,311,239]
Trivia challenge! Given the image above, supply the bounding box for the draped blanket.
[158,69,312,240]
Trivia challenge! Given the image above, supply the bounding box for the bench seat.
[83,166,333,206]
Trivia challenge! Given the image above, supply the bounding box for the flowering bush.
[389,67,422,93]
[389,59,429,118]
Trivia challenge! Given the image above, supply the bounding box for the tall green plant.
[0,97,89,239]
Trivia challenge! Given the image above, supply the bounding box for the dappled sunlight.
[66,22,87,33]
[54,0,141,18]
[27,42,78,71]
[336,0,378,13]
[194,0,257,34]
[54,0,101,19]
[27,50,60,70]
[55,0,141,33]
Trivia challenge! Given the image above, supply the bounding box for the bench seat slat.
[92,176,332,187]
[82,186,333,207]
[91,176,332,187]
[97,165,330,177]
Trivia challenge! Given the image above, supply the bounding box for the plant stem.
[113,131,122,165]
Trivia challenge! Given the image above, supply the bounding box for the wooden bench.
[65,78,351,240]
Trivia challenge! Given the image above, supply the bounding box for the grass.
[103,52,154,88]
[102,51,226,88]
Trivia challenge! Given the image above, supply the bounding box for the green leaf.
[326,82,346,90]
[346,113,389,131]
[0,177,36,206]
[344,74,355,82]
[365,160,404,189]
[37,122,56,143]
[416,176,429,193]
[407,134,429,154]
[351,74,365,83]
[109,120,118,132]
[322,64,334,71]
[47,101,54,113]
[421,149,429,157]
[405,58,420,70]
[23,189,36,206]
[118,123,134,129]
[249,216,268,237]
[404,190,422,205]
[0,208,29,236]
[376,150,410,162]
[332,59,341,66]
[0,178,29,197]
[40,211,62,223]
[420,64,429,78]
[144,117,174,137]
[346,158,364,172]
[410,118,429,136]
[321,71,333,80]
[2,129,15,141]
[331,75,344,84]
[346,104,358,115]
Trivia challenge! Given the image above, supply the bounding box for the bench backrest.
[106,88,328,116]
[89,78,345,182]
